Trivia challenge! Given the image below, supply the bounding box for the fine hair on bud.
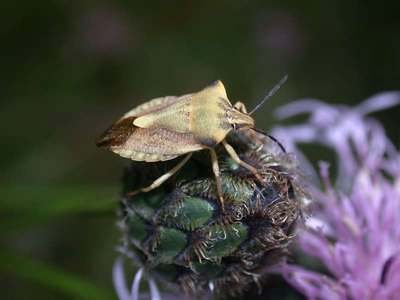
[117,127,304,297]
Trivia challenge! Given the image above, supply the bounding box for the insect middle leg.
[209,149,225,212]
[222,140,264,183]
[126,153,192,197]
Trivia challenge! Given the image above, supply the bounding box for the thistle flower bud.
[117,129,303,297]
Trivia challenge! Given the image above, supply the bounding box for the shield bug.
[96,76,287,210]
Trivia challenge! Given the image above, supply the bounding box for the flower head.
[273,92,400,300]
[272,92,400,188]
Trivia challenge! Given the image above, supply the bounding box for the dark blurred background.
[1,1,399,299]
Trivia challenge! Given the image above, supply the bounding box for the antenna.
[249,74,288,115]
[251,127,287,153]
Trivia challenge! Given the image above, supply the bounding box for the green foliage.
[0,185,117,299]
[1,185,116,232]
[0,251,114,300]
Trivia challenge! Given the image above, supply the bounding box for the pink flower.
[273,92,400,300]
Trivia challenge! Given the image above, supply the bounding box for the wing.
[96,116,204,162]
[133,96,192,133]
[131,80,228,134]
[123,94,192,118]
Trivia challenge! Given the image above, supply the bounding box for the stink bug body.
[96,78,287,210]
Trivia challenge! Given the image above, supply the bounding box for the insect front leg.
[233,101,248,113]
[126,153,192,197]
[222,140,264,183]
[209,149,225,212]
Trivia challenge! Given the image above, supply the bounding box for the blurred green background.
[1,1,399,299]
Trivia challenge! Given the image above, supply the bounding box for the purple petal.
[131,268,144,300]
[148,277,162,300]
[113,257,131,300]
[272,125,318,145]
[281,265,346,300]
[383,254,400,297]
[298,230,340,276]
[274,99,328,119]
[356,91,400,115]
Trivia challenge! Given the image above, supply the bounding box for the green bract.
[118,129,302,297]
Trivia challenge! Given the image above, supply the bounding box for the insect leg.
[233,101,248,113]
[209,149,225,212]
[222,140,264,183]
[127,153,192,197]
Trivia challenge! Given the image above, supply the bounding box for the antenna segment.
[249,74,288,115]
